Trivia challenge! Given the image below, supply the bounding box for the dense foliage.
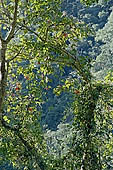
[0,0,113,170]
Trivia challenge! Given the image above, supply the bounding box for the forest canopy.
[0,0,113,170]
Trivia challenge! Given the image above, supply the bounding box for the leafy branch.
[6,0,19,43]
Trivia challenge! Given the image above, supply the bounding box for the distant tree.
[92,9,113,79]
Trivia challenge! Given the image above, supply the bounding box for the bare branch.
[6,0,19,43]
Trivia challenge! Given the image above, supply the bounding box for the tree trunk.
[78,84,102,170]
[0,40,7,124]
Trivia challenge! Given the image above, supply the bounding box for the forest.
[0,0,113,169]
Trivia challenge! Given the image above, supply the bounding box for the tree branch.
[19,23,44,42]
[7,47,24,63]
[0,2,90,83]
[1,117,41,170]
[49,43,90,83]
[6,0,19,43]
[16,24,90,83]
[0,33,3,41]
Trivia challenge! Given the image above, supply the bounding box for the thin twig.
[19,23,44,42]
[7,47,24,62]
